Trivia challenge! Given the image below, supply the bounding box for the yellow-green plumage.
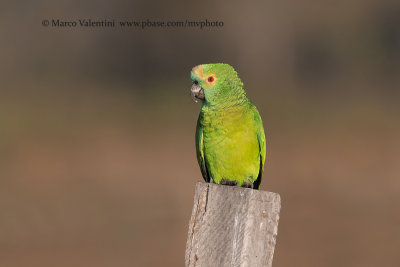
[191,63,266,189]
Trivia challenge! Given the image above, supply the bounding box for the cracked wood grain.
[185,182,281,267]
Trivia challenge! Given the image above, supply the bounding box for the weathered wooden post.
[185,182,281,267]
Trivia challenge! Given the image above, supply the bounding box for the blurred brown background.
[1,0,400,266]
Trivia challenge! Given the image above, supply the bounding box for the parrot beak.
[190,82,205,103]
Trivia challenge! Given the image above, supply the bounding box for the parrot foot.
[241,181,254,189]
[220,179,238,186]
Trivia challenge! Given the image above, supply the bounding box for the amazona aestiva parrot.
[190,63,266,189]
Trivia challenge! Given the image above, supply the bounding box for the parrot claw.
[220,179,238,186]
[241,181,254,189]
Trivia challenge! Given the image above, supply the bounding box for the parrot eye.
[207,76,214,82]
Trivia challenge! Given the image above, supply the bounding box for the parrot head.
[190,63,246,107]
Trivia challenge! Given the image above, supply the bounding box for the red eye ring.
[208,76,214,82]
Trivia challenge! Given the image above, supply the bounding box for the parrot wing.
[252,106,266,189]
[195,114,210,182]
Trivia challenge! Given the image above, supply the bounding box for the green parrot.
[190,63,266,189]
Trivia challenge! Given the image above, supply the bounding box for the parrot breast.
[200,104,260,186]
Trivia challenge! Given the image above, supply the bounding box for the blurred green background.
[1,0,400,266]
